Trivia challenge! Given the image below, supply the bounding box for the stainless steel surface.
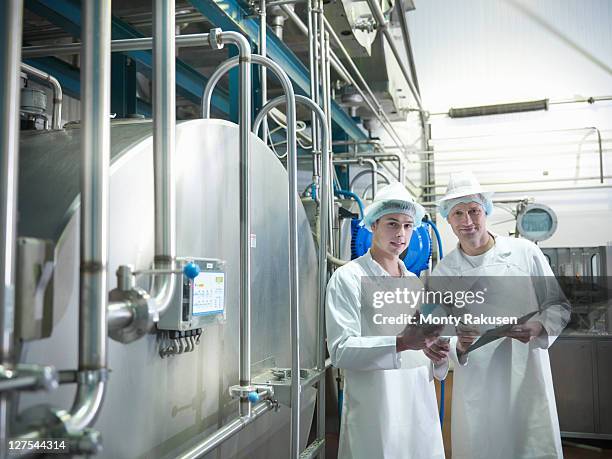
[65,0,111,434]
[550,336,612,438]
[15,238,54,342]
[17,119,318,457]
[364,0,422,111]
[20,63,63,130]
[174,401,274,459]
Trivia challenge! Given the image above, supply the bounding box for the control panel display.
[192,271,225,316]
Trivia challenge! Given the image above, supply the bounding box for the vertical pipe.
[0,0,24,454]
[149,0,178,319]
[153,0,176,261]
[66,0,111,432]
[237,34,252,418]
[316,68,328,459]
[259,0,268,143]
[307,0,320,198]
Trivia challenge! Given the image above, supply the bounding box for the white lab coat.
[433,235,568,459]
[326,250,447,459]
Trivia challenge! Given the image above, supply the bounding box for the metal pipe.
[203,54,300,458]
[395,0,420,95]
[255,98,329,458]
[175,401,273,459]
[20,63,63,130]
[424,183,612,199]
[280,4,350,84]
[307,0,320,201]
[149,0,178,324]
[63,0,111,434]
[0,0,23,452]
[364,0,422,111]
[289,13,416,170]
[22,33,214,57]
[423,175,612,189]
[259,0,268,143]
[201,31,253,417]
[338,159,383,197]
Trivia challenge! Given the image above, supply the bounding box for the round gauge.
[516,203,557,242]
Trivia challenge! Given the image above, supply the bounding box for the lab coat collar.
[446,231,513,270]
[364,249,411,277]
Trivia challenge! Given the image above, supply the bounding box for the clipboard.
[464,310,539,355]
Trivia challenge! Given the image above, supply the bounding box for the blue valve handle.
[183,262,200,280]
[247,391,260,404]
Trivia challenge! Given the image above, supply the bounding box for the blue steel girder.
[25,0,229,115]
[188,0,367,141]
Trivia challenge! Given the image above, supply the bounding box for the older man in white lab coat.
[326,182,449,459]
[432,171,569,459]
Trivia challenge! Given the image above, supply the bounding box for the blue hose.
[424,219,446,426]
[334,188,365,219]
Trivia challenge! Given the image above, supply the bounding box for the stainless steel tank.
[16,119,318,458]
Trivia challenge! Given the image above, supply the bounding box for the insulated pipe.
[20,63,63,130]
[364,0,422,111]
[0,1,24,454]
[203,54,301,459]
[150,0,178,321]
[64,0,111,433]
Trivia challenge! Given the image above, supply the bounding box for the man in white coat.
[432,171,570,459]
[326,182,450,459]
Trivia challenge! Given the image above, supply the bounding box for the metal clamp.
[208,28,224,50]
[76,369,109,385]
[229,384,274,404]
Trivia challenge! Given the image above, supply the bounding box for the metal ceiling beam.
[24,0,229,115]
[188,0,367,140]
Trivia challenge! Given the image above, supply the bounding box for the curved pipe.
[149,0,179,320]
[253,96,330,433]
[347,163,391,198]
[20,63,63,130]
[202,53,303,457]
[333,188,364,219]
[64,0,111,433]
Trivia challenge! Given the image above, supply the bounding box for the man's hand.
[396,311,443,352]
[505,321,544,343]
[423,337,450,364]
[456,323,479,356]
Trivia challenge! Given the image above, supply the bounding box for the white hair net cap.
[437,171,494,219]
[362,182,425,231]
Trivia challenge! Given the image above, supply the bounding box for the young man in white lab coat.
[433,171,569,459]
[326,182,450,459]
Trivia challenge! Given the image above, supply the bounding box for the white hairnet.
[439,193,493,219]
[437,171,494,219]
[362,182,425,231]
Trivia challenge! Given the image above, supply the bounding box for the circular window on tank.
[516,204,557,242]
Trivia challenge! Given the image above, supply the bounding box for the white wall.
[404,0,612,250]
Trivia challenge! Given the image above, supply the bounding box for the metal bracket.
[0,363,58,392]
